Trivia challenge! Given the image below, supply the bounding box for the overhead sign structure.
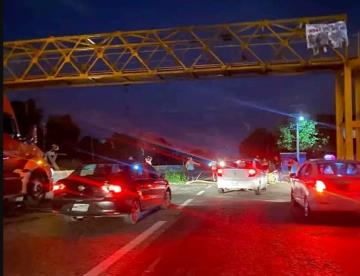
[306,21,348,55]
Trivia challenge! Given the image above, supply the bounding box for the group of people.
[255,156,281,172]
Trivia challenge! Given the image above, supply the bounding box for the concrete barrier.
[154,165,184,173]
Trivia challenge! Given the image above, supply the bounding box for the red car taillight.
[102,184,122,194]
[248,169,257,177]
[217,168,223,177]
[53,183,65,191]
[315,180,326,193]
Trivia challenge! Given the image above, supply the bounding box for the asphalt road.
[4,182,360,276]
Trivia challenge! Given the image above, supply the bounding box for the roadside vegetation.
[165,171,187,184]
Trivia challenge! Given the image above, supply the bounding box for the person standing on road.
[261,158,269,171]
[273,156,280,171]
[45,144,60,170]
[289,158,299,183]
[209,160,217,182]
[185,157,199,181]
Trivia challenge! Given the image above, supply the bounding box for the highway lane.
[4,182,360,276]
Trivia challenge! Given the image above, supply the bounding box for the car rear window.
[223,160,255,169]
[237,160,255,169]
[317,162,360,177]
[74,163,128,177]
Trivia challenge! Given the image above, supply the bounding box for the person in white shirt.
[45,144,60,170]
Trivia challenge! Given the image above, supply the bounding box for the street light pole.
[296,120,300,162]
[296,116,304,162]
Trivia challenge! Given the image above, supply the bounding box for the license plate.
[72,203,89,212]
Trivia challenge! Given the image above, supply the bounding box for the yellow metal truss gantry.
[3,14,360,159]
[3,14,350,89]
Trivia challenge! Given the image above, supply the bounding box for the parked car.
[217,159,267,194]
[290,159,360,217]
[52,162,171,224]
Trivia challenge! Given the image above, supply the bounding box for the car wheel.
[303,197,311,217]
[125,200,141,224]
[26,176,46,206]
[161,190,171,209]
[218,188,225,193]
[254,186,261,195]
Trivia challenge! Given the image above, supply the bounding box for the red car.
[290,159,360,217]
[52,162,171,224]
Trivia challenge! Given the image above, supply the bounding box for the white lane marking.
[206,185,212,189]
[83,221,166,276]
[196,190,205,196]
[178,198,193,209]
[142,256,162,275]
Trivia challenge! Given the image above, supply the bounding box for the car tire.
[125,200,141,224]
[161,190,171,209]
[26,176,46,207]
[218,188,225,193]
[254,186,261,195]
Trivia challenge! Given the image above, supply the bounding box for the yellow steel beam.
[3,14,348,90]
[344,65,353,159]
[355,74,360,160]
[336,72,345,159]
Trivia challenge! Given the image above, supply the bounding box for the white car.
[290,159,360,217]
[217,159,267,194]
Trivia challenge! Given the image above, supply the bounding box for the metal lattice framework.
[3,14,352,90]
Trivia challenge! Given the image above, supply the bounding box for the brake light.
[102,184,122,193]
[53,183,65,191]
[315,180,326,193]
[248,169,257,177]
[217,168,223,176]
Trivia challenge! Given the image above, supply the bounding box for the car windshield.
[317,162,360,177]
[73,163,128,177]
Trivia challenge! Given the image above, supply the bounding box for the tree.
[239,128,277,158]
[277,119,329,152]
[11,99,45,148]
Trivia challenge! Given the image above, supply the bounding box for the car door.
[147,165,168,206]
[294,164,313,204]
[131,164,153,210]
[143,164,163,207]
[293,164,308,203]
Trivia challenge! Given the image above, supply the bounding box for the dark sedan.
[52,162,171,224]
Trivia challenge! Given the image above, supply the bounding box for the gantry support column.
[344,65,353,160]
[336,72,345,159]
[356,74,360,160]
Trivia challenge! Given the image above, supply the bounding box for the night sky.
[4,0,360,156]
